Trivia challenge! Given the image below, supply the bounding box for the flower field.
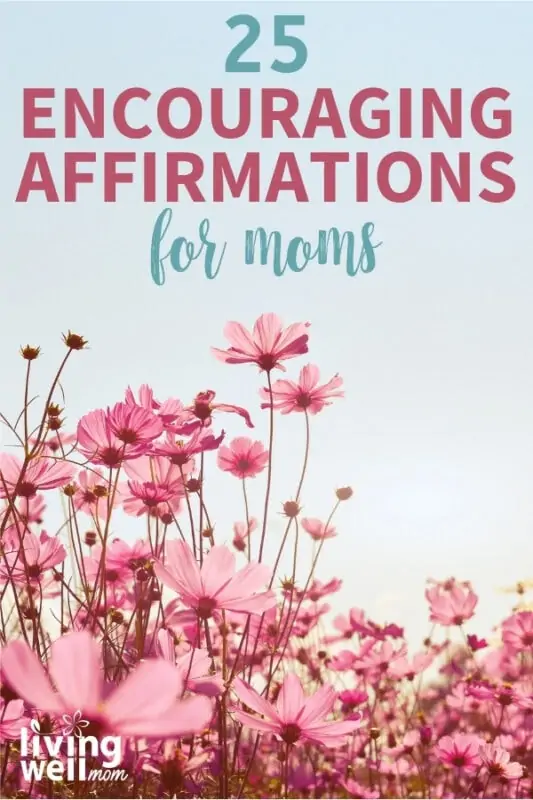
[0,314,531,799]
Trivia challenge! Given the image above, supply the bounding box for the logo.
[20,713,128,783]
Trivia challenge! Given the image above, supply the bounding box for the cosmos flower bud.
[420,725,433,746]
[233,536,246,552]
[21,604,39,620]
[84,531,97,546]
[20,345,40,360]
[282,500,300,518]
[336,486,353,501]
[281,577,296,592]
[62,332,88,350]
[186,478,202,493]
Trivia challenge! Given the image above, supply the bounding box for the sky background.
[1,1,533,648]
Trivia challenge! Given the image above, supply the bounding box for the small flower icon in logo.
[61,710,90,738]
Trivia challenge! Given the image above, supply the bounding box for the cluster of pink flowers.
[0,317,531,799]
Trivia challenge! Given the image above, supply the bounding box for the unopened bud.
[20,345,40,361]
[62,332,88,350]
[282,500,300,518]
[336,486,353,501]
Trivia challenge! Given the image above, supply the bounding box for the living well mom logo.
[19,711,128,782]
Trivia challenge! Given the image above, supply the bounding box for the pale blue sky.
[1,1,533,646]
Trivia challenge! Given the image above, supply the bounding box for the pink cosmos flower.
[140,743,212,789]
[108,402,164,444]
[502,610,533,650]
[154,541,276,618]
[0,530,66,585]
[360,620,405,641]
[0,699,29,741]
[327,608,367,643]
[124,480,182,518]
[2,495,46,541]
[292,603,330,638]
[467,633,489,651]
[378,758,412,782]
[341,780,379,799]
[301,518,337,541]
[388,652,434,681]
[212,313,310,372]
[1,631,212,738]
[155,427,224,467]
[72,468,111,519]
[232,673,360,747]
[182,390,254,430]
[38,431,77,456]
[125,384,185,429]
[217,438,269,479]
[83,538,156,591]
[329,650,357,671]
[480,742,523,780]
[435,733,483,772]
[232,518,258,552]
[260,364,344,415]
[102,537,155,572]
[338,689,369,716]
[77,410,145,467]
[0,455,73,499]
[426,583,478,626]
[77,404,162,467]
[12,494,46,525]
[123,454,190,490]
[82,553,130,590]
[357,641,408,679]
[156,630,223,697]
[298,578,343,603]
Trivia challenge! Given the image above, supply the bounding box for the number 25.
[225,14,307,73]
